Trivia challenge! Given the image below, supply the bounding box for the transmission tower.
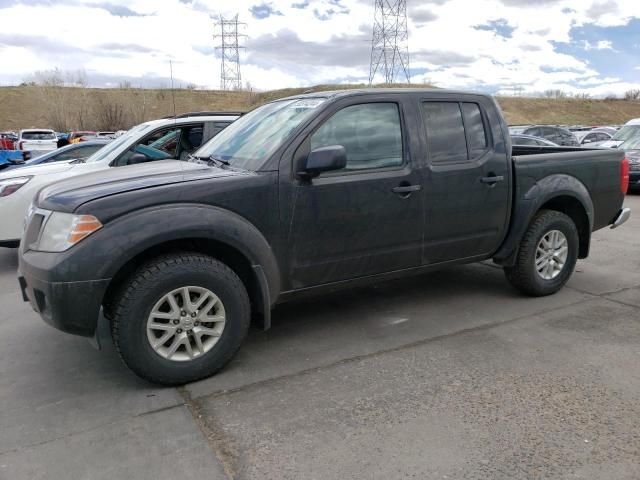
[214,14,246,90]
[368,0,410,85]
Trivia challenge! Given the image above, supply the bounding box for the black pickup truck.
[18,89,631,384]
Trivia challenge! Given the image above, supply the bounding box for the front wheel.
[504,210,579,297]
[110,253,250,385]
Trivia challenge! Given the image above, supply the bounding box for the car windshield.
[84,124,150,163]
[611,125,640,144]
[621,135,640,150]
[193,98,327,170]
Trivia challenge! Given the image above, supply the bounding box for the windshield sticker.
[289,99,326,109]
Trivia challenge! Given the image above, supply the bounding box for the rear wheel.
[111,253,250,385]
[504,210,579,296]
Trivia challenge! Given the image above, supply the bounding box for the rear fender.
[493,174,594,266]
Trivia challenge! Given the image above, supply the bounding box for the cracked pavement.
[0,194,638,479]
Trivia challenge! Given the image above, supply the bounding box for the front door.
[287,101,424,288]
[421,100,510,264]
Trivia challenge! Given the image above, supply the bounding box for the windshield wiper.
[207,155,230,167]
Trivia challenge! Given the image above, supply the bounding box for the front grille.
[24,213,45,248]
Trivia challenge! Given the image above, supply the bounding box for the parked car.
[0,113,238,246]
[510,134,558,147]
[600,118,640,149]
[590,127,618,136]
[68,131,96,144]
[627,149,640,191]
[575,130,613,146]
[17,89,630,385]
[96,131,116,138]
[0,132,17,150]
[515,126,580,146]
[0,140,109,172]
[16,129,57,159]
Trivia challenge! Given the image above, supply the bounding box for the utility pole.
[214,14,246,90]
[369,0,410,85]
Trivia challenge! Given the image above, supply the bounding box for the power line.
[369,0,411,85]
[213,14,246,91]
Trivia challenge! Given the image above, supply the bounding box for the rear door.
[420,98,510,264]
[286,98,425,287]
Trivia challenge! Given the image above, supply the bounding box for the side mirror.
[127,153,149,165]
[299,145,347,180]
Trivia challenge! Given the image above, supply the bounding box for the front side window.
[116,127,181,166]
[310,103,403,171]
[423,102,468,164]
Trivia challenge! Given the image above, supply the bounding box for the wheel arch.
[97,205,280,330]
[494,174,594,266]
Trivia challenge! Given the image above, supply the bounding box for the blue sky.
[0,0,638,96]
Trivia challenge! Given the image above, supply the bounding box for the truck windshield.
[193,98,327,170]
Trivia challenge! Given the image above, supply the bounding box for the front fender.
[65,204,281,302]
[493,174,594,265]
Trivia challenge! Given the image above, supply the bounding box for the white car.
[16,129,58,159]
[0,113,238,246]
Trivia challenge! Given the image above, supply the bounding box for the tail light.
[621,157,629,195]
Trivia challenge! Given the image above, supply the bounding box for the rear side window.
[311,103,403,171]
[525,127,541,137]
[461,103,488,158]
[422,102,467,164]
[513,136,537,146]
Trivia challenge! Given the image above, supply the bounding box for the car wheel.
[111,252,250,385]
[504,210,579,297]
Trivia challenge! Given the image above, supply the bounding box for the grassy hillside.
[1,84,640,131]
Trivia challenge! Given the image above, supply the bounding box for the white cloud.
[584,40,615,50]
[0,0,638,96]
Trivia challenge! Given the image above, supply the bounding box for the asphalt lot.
[1,194,639,480]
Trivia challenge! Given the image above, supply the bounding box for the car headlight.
[0,176,32,197]
[34,212,103,252]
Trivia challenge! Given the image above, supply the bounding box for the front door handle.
[480,175,504,185]
[392,184,422,194]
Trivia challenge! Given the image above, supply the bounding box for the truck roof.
[278,87,483,101]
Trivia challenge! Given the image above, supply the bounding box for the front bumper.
[18,253,110,337]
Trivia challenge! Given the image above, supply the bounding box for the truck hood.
[0,160,75,180]
[37,159,246,212]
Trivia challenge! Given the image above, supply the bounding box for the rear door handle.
[480,175,504,185]
[392,184,422,194]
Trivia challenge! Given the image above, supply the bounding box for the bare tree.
[94,97,126,131]
[624,89,640,101]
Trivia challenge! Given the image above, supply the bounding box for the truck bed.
[511,145,625,231]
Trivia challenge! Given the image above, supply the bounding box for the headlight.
[34,212,103,252]
[0,176,32,197]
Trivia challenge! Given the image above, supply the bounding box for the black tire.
[504,210,579,297]
[111,252,250,385]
